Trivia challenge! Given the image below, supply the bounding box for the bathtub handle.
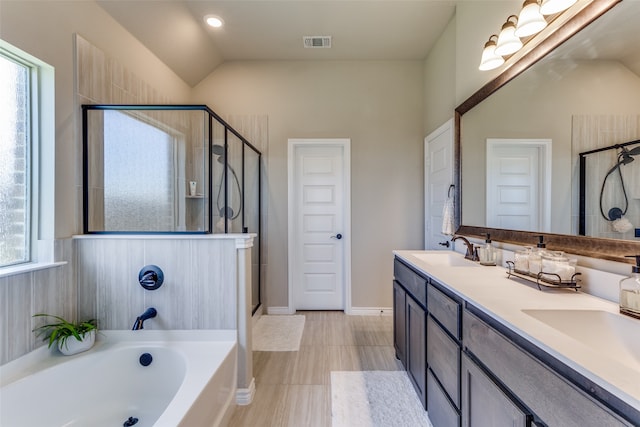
[138,265,164,290]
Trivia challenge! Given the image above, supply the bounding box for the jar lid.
[542,251,568,262]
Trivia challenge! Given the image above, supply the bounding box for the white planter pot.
[57,330,96,356]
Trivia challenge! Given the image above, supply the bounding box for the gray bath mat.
[252,315,305,351]
[331,371,433,427]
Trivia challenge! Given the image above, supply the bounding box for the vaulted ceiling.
[96,0,457,86]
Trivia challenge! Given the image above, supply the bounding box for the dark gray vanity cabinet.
[426,281,462,427]
[393,255,640,427]
[393,258,428,409]
[463,307,633,427]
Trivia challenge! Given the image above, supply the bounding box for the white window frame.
[0,40,57,277]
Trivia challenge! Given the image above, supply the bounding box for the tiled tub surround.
[0,239,75,365]
[74,234,255,404]
[394,250,640,425]
[0,330,237,427]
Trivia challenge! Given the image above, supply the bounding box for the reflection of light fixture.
[478,35,504,71]
[495,15,523,56]
[540,0,577,15]
[515,0,548,37]
[204,14,224,28]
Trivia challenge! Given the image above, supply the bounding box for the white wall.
[192,60,425,310]
[423,14,456,135]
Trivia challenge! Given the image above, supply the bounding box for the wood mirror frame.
[453,0,638,264]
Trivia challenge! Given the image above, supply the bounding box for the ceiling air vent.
[303,36,332,49]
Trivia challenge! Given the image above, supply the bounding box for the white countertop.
[394,250,640,412]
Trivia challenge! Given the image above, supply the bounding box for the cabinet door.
[462,353,530,427]
[407,296,427,409]
[427,369,461,427]
[393,280,407,366]
[427,315,460,408]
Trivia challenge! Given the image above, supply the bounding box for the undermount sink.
[412,252,479,267]
[522,309,640,369]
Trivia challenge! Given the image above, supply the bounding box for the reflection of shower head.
[620,153,635,165]
[600,143,640,222]
[619,143,640,165]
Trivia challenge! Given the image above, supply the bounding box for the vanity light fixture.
[478,35,505,71]
[494,15,523,56]
[204,14,224,28]
[515,0,548,38]
[540,0,577,15]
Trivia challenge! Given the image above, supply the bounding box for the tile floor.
[228,311,404,426]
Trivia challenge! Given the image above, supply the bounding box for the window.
[103,110,177,231]
[0,40,54,271]
[0,51,31,267]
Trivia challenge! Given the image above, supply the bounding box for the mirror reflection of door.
[486,139,551,232]
[425,119,454,250]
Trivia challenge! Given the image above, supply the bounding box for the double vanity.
[393,250,640,427]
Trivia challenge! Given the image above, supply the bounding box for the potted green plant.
[32,314,98,356]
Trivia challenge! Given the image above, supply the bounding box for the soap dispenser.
[528,236,547,274]
[479,233,497,266]
[620,255,640,319]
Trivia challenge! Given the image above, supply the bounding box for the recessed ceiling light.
[204,15,224,28]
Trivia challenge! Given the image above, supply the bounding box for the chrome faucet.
[132,307,157,330]
[451,235,479,261]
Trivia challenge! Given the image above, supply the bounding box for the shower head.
[212,144,225,164]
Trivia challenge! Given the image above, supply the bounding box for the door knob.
[331,233,343,240]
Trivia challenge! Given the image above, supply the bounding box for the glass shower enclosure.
[82,104,262,312]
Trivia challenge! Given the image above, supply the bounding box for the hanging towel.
[442,188,455,236]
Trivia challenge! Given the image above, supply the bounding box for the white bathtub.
[0,330,237,427]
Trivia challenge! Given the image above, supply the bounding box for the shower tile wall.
[75,34,173,233]
[75,237,238,330]
[572,115,640,239]
[0,240,75,365]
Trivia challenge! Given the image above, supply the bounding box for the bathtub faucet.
[132,307,157,330]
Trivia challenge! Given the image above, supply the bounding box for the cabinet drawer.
[428,282,461,339]
[463,309,632,427]
[427,369,461,427]
[427,316,460,408]
[394,258,427,307]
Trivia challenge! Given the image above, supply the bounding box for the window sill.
[0,261,67,279]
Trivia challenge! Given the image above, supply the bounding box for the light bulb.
[515,0,548,38]
[479,36,505,71]
[540,0,577,15]
[495,16,523,57]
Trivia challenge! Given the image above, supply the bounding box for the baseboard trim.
[236,377,256,406]
[252,305,264,328]
[268,306,392,316]
[349,307,393,316]
[267,306,295,315]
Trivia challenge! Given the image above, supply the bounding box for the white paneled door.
[425,119,454,250]
[288,139,350,311]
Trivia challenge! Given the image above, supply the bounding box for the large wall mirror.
[456,0,640,263]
